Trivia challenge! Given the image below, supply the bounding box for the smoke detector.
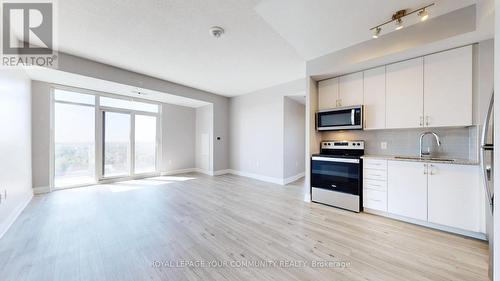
[209,26,225,38]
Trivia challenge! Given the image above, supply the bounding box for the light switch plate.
[381,142,388,150]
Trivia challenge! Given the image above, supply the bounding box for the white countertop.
[361,155,479,166]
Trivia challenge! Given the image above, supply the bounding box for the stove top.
[318,140,365,158]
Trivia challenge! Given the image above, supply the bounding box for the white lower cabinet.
[387,161,428,221]
[382,160,485,236]
[427,163,483,232]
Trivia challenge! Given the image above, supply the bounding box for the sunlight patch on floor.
[150,176,196,182]
[106,176,196,192]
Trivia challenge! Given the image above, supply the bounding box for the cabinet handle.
[370,199,382,202]
[426,116,430,126]
[423,164,428,174]
[419,116,423,127]
[430,164,435,175]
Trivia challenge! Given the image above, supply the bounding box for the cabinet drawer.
[363,189,387,211]
[363,159,387,170]
[364,169,387,181]
[364,179,387,191]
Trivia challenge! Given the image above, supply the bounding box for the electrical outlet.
[381,142,388,150]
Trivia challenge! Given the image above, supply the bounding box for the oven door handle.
[312,157,359,163]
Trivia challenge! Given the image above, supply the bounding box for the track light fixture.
[370,3,434,38]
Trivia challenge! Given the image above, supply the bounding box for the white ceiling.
[54,0,480,97]
[256,0,478,60]
[56,0,304,97]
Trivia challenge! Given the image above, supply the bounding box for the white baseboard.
[226,169,284,185]
[194,168,213,176]
[161,168,197,176]
[0,191,33,240]
[283,172,305,185]
[212,169,231,176]
[33,186,50,195]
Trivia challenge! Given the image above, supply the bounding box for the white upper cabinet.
[424,46,473,127]
[363,66,386,130]
[316,45,474,130]
[386,58,424,129]
[338,72,363,107]
[318,77,339,110]
[387,160,428,221]
[427,163,484,233]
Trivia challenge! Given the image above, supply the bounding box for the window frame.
[50,84,162,191]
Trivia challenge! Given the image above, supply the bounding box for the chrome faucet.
[419,132,441,157]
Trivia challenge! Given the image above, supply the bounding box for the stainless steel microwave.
[316,105,363,131]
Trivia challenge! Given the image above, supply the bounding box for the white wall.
[31,81,51,190]
[0,69,33,238]
[161,103,196,173]
[283,97,305,180]
[230,91,284,181]
[229,79,305,184]
[196,104,213,173]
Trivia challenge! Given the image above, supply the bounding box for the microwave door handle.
[351,109,355,125]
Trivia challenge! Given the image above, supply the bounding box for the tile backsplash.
[321,126,479,160]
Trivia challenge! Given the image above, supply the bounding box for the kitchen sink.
[394,156,455,162]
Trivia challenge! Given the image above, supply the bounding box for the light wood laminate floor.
[0,173,489,281]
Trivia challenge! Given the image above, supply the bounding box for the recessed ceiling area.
[26,67,211,108]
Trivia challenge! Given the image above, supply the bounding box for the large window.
[52,88,160,189]
[54,91,96,188]
[135,115,157,174]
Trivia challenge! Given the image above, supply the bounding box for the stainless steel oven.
[311,141,364,212]
[316,105,363,131]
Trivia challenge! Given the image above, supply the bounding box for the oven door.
[317,107,362,131]
[311,156,361,195]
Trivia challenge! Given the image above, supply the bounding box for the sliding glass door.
[100,97,159,180]
[103,111,131,178]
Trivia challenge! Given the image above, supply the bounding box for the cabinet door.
[338,72,363,107]
[318,78,339,110]
[424,46,472,127]
[387,161,428,221]
[386,58,424,129]
[363,66,386,129]
[428,164,483,232]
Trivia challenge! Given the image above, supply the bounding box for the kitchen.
[308,40,494,272]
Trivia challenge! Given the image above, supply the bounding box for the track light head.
[372,27,381,38]
[418,9,429,21]
[395,18,404,30]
